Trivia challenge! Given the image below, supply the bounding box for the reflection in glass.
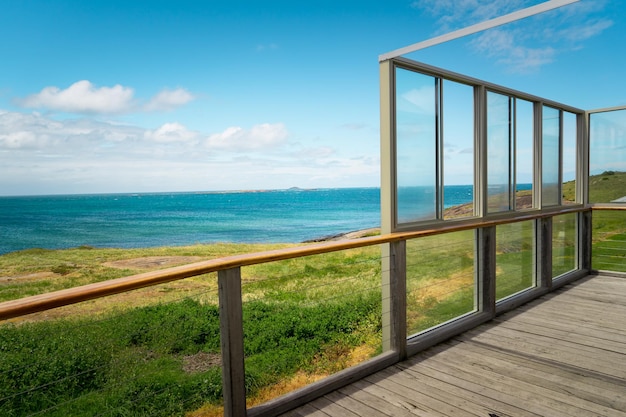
[442,80,474,219]
[487,92,512,212]
[562,111,577,204]
[592,211,626,272]
[542,106,560,206]
[589,109,626,203]
[395,68,437,223]
[496,221,535,301]
[552,213,576,278]
[405,231,476,336]
[516,99,534,209]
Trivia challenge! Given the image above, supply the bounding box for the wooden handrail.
[0,206,591,320]
[590,203,626,210]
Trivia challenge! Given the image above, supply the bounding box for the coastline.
[302,227,380,243]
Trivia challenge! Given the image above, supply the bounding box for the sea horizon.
[0,185,529,255]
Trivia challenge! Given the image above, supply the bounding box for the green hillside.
[563,170,626,203]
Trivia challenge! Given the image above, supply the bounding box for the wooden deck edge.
[247,351,399,417]
[589,269,626,279]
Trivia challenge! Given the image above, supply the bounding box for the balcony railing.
[0,206,624,417]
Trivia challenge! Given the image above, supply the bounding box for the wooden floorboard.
[279,275,626,417]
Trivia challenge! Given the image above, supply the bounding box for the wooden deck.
[280,274,626,417]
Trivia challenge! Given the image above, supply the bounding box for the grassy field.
[1,172,624,416]
[0,243,387,417]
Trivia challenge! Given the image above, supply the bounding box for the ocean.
[0,186,487,255]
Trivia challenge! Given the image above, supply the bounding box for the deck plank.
[278,275,626,417]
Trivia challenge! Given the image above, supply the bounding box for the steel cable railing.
[1,205,609,416]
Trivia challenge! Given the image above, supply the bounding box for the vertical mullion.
[510,97,516,210]
[558,109,564,205]
[474,85,487,218]
[534,102,543,208]
[436,77,444,219]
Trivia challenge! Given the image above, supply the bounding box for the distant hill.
[579,171,626,203]
[444,171,625,218]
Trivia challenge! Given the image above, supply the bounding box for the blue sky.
[0,0,623,196]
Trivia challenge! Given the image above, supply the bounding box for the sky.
[0,0,624,196]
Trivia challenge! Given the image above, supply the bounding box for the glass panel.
[515,99,534,209]
[589,109,626,203]
[442,80,474,220]
[562,111,577,204]
[395,67,437,223]
[406,230,476,336]
[592,211,626,272]
[487,92,512,213]
[242,248,383,404]
[542,106,560,206]
[552,213,577,278]
[496,220,535,301]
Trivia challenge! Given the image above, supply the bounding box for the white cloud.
[206,123,288,151]
[400,85,436,114]
[557,19,613,42]
[18,80,135,114]
[144,88,194,112]
[16,82,195,115]
[471,28,555,73]
[0,110,379,195]
[413,0,527,32]
[0,110,143,151]
[413,0,612,73]
[144,122,199,143]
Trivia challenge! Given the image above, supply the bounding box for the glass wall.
[516,99,534,209]
[552,213,577,277]
[562,112,577,204]
[395,67,437,223]
[496,221,535,301]
[487,92,512,213]
[394,66,475,225]
[589,108,626,203]
[388,59,583,231]
[486,93,536,213]
[442,80,475,219]
[589,108,626,274]
[405,231,476,336]
[542,106,561,207]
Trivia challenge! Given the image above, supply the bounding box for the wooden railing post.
[219,267,247,417]
[579,210,592,272]
[476,226,496,316]
[538,217,553,289]
[381,240,407,359]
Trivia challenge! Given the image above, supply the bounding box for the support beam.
[379,0,579,61]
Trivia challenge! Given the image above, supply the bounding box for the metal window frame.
[382,57,586,235]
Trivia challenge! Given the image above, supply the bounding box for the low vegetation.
[0,172,624,416]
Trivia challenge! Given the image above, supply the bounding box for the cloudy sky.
[0,0,623,196]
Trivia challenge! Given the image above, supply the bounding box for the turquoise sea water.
[0,185,498,255]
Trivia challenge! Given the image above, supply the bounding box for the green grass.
[588,170,626,203]
[0,244,385,416]
[0,293,382,417]
[2,171,625,415]
[0,243,293,303]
